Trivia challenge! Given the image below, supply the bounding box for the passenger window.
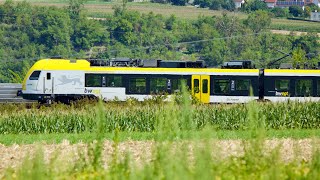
[150,78,167,94]
[171,79,187,93]
[214,79,230,94]
[29,71,41,80]
[202,79,208,93]
[275,79,289,91]
[295,79,313,97]
[129,78,146,94]
[46,73,51,80]
[318,80,320,96]
[194,79,200,93]
[85,74,102,87]
[236,79,250,91]
[107,76,122,87]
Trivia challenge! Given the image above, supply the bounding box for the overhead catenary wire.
[106,31,269,53]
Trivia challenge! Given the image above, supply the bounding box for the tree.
[165,15,177,30]
[221,0,235,11]
[271,7,289,17]
[242,0,268,12]
[68,0,87,20]
[306,3,320,13]
[171,0,187,6]
[289,5,303,17]
[193,0,211,8]
[244,10,271,33]
[291,33,320,54]
[292,47,307,68]
[209,0,223,10]
[304,6,311,18]
[151,0,170,3]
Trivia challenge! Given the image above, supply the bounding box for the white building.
[234,0,245,8]
[310,11,320,21]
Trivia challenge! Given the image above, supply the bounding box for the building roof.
[265,0,277,3]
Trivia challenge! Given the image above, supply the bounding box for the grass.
[270,18,320,33]
[1,0,318,31]
[0,0,246,20]
[0,129,320,145]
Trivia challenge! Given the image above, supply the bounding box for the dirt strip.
[270,30,320,37]
[0,138,318,173]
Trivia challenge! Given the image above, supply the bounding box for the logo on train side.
[57,75,82,85]
[84,88,101,94]
[275,91,289,97]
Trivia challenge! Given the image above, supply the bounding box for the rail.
[0,83,34,103]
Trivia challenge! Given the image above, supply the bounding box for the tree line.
[0,0,319,82]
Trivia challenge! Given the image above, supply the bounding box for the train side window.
[236,79,250,91]
[46,73,51,80]
[150,78,167,94]
[171,79,187,93]
[214,79,230,94]
[275,79,289,91]
[29,71,41,80]
[318,80,320,96]
[202,79,208,93]
[129,78,146,94]
[295,79,313,97]
[107,76,122,87]
[85,74,102,87]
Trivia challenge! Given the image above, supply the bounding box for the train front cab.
[22,68,56,103]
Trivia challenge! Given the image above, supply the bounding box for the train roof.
[29,59,320,76]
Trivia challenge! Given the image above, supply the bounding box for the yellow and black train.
[20,58,320,104]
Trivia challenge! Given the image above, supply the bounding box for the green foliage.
[16,147,53,180]
[289,5,304,17]
[306,3,320,13]
[244,10,271,33]
[292,46,307,68]
[68,0,87,20]
[193,0,235,10]
[241,0,268,13]
[271,7,289,18]
[193,0,211,8]
[171,0,188,6]
[209,0,235,10]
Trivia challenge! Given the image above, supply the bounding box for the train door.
[192,75,210,103]
[44,72,53,94]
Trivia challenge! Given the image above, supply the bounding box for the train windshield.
[29,71,41,80]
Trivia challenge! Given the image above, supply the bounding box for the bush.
[271,7,289,18]
[289,5,304,17]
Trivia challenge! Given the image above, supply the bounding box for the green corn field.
[0,101,319,134]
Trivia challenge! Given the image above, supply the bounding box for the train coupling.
[16,90,22,97]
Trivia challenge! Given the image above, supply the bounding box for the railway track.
[0,83,35,103]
